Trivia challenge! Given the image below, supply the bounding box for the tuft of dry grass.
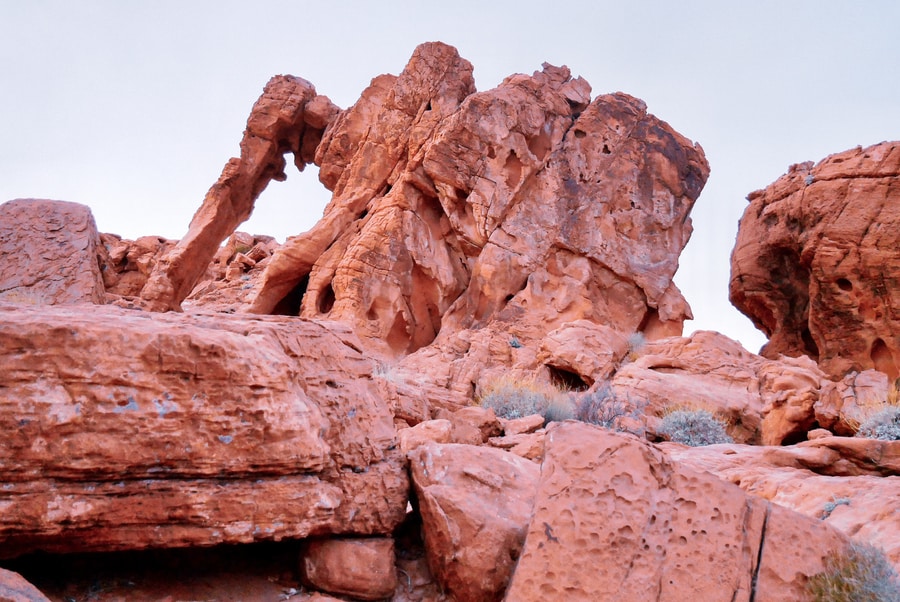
[477,374,571,422]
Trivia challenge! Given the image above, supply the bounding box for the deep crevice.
[271,274,309,316]
[749,503,770,602]
[546,365,589,391]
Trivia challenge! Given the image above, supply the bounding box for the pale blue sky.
[2,1,898,352]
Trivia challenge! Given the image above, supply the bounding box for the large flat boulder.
[504,422,849,601]
[0,303,407,556]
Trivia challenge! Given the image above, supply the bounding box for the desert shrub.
[574,386,638,432]
[625,332,646,362]
[808,542,900,602]
[478,375,567,421]
[657,409,733,446]
[543,396,574,423]
[855,406,900,441]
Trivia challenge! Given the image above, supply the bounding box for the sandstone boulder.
[300,537,397,600]
[408,442,540,602]
[0,567,51,602]
[504,422,849,601]
[0,199,106,306]
[0,302,407,556]
[731,141,900,380]
[217,42,709,397]
[99,233,176,299]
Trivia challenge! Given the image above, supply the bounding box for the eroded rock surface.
[232,41,708,385]
[667,440,900,569]
[0,199,106,306]
[505,422,849,601]
[610,330,828,445]
[0,302,406,556]
[731,141,900,379]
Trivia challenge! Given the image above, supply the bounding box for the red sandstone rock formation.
[0,199,106,305]
[140,76,339,312]
[223,42,707,369]
[6,43,900,601]
[0,302,406,556]
[731,141,900,379]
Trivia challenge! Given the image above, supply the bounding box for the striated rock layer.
[731,141,900,379]
[0,302,407,557]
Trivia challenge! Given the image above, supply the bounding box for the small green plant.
[808,542,900,601]
[820,497,851,520]
[478,375,566,421]
[657,409,733,446]
[574,386,641,433]
[855,406,900,441]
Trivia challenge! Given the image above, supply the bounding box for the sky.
[1,1,898,353]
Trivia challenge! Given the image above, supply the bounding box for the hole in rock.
[243,161,331,244]
[800,328,820,362]
[384,184,392,195]
[573,129,586,139]
[602,144,611,154]
[546,365,589,392]
[871,338,898,380]
[424,100,432,111]
[503,151,523,189]
[527,129,553,162]
[504,294,515,303]
[317,281,336,315]
[271,274,309,316]
[358,208,369,220]
[325,380,338,388]
[836,278,853,291]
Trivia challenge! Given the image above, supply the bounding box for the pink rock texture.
[505,422,849,601]
[408,442,540,601]
[300,537,397,600]
[0,302,407,556]
[140,76,339,312]
[667,440,900,569]
[731,141,900,379]
[0,567,51,602]
[0,199,106,306]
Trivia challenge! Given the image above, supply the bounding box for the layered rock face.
[0,302,407,556]
[731,141,900,379]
